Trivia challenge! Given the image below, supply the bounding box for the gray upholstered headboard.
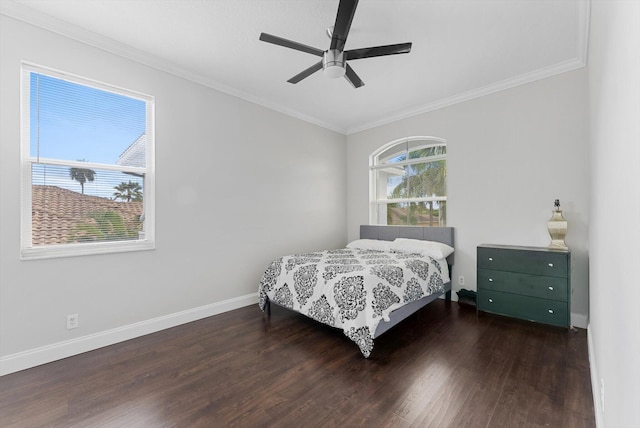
[360,225,455,264]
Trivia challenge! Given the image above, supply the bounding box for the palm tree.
[390,162,446,199]
[113,181,143,202]
[68,210,141,243]
[389,146,447,225]
[69,160,96,195]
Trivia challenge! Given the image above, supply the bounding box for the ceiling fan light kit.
[259,0,412,88]
[322,50,346,79]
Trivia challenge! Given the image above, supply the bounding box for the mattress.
[258,247,450,357]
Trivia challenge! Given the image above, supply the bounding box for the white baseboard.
[571,312,588,329]
[588,324,604,428]
[0,293,258,376]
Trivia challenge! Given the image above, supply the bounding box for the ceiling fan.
[259,0,412,88]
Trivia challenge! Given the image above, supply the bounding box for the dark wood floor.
[0,300,595,428]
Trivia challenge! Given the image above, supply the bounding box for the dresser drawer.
[478,289,568,327]
[478,269,568,302]
[477,246,568,278]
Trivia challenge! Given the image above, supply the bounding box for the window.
[370,136,446,226]
[20,63,155,259]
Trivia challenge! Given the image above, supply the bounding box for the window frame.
[20,62,155,260]
[369,136,447,226]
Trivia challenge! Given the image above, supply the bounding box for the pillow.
[346,239,392,252]
[389,238,454,259]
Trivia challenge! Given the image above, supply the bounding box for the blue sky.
[30,73,146,165]
[30,72,146,198]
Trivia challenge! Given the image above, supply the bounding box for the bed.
[258,225,454,357]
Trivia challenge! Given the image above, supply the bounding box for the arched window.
[370,136,446,226]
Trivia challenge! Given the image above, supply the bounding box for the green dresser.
[477,244,571,327]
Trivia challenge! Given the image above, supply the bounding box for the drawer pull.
[548,286,554,291]
[548,263,554,267]
[488,257,493,261]
[488,298,494,303]
[488,278,493,282]
[548,309,554,314]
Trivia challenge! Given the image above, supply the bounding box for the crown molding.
[346,57,587,135]
[2,0,589,137]
[346,0,590,135]
[0,0,346,134]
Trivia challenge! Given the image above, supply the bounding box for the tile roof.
[32,185,143,246]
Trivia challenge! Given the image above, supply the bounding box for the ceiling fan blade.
[259,33,324,57]
[287,61,323,84]
[330,0,359,51]
[346,43,412,60]
[344,64,364,88]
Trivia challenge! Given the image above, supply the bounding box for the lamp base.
[547,209,568,250]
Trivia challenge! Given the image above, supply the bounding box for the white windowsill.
[21,239,155,260]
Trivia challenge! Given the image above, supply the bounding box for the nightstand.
[477,244,570,327]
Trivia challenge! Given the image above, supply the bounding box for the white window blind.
[20,63,155,259]
[370,137,447,226]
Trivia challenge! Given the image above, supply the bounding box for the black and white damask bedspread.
[258,248,450,357]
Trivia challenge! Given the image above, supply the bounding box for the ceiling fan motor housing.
[259,0,411,87]
[323,49,346,78]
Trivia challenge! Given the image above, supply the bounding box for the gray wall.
[4,9,639,426]
[588,1,640,426]
[346,68,590,327]
[0,15,347,370]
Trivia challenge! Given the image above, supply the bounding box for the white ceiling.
[2,0,588,134]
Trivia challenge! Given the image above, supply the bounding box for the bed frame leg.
[445,290,452,301]
[265,298,271,316]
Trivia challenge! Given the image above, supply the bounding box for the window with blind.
[370,137,446,226]
[20,63,155,259]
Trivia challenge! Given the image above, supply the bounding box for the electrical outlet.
[458,275,465,286]
[67,314,79,330]
[600,378,605,412]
